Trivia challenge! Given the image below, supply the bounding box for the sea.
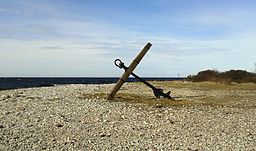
[0,77,184,90]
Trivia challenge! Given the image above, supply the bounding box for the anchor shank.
[131,72,157,91]
[131,72,171,99]
[121,64,171,99]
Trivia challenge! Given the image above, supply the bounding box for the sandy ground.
[0,82,256,150]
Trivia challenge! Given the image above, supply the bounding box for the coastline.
[1,82,255,150]
[0,77,184,90]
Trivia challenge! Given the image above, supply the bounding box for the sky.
[0,0,256,77]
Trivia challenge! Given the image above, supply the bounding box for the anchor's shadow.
[112,92,207,107]
[171,95,206,100]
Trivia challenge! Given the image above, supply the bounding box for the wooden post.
[108,42,152,100]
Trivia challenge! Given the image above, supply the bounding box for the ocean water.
[0,77,184,90]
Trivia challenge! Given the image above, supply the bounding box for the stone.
[56,124,63,128]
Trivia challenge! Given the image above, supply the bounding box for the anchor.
[114,59,172,99]
[108,42,172,100]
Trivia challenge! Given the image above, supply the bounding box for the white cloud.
[0,39,116,76]
[183,5,256,38]
[0,8,19,13]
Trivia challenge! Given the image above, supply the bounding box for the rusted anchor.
[114,59,172,99]
[107,42,172,100]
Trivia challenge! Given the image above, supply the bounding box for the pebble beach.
[0,82,256,150]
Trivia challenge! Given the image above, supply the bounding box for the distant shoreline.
[0,77,185,90]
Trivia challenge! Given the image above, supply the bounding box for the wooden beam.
[107,42,152,100]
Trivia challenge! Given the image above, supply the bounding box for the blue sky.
[0,0,256,77]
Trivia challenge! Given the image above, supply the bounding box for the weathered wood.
[107,42,152,100]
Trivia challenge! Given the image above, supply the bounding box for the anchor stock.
[108,43,152,100]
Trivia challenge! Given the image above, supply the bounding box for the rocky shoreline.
[1,83,256,150]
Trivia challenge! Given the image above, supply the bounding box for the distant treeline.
[187,70,256,83]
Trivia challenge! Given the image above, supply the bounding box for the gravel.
[0,83,255,150]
